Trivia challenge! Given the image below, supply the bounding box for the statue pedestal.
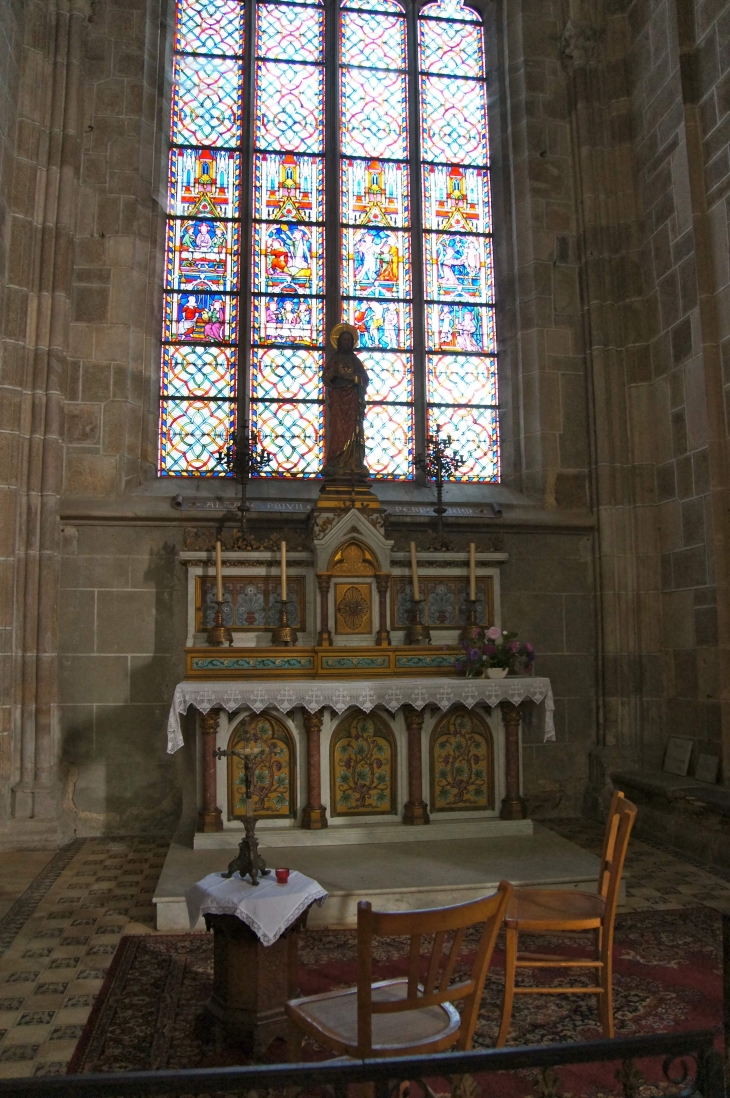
[315,481,381,512]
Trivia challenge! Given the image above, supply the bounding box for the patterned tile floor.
[0,824,728,1077]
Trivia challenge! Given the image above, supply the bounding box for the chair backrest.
[355,881,512,1055]
[597,790,637,926]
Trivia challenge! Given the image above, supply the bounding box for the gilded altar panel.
[335,582,372,635]
[227,713,296,820]
[430,706,494,812]
[390,576,493,629]
[330,710,396,816]
[197,576,306,632]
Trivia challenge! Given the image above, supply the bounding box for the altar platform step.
[154,823,606,932]
[193,817,533,849]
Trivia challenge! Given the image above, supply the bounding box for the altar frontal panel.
[430,706,494,812]
[390,576,493,628]
[197,575,306,631]
[227,713,296,820]
[330,710,396,816]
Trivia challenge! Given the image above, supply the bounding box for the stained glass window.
[160,0,498,482]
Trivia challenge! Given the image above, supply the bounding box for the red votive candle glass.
[275,867,290,885]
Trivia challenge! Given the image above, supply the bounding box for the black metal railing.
[1,1029,723,1098]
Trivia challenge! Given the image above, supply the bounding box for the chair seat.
[506,888,605,931]
[287,979,461,1057]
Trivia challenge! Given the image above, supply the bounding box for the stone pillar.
[402,705,429,825]
[301,709,327,829]
[375,573,391,647]
[499,701,527,820]
[316,574,332,647]
[198,709,223,832]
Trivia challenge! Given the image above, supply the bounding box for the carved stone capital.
[200,709,221,736]
[303,709,324,736]
[402,703,425,734]
[559,18,604,70]
[375,572,390,594]
[316,573,331,594]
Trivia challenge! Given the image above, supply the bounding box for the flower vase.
[485,667,509,679]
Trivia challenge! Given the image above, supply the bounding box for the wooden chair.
[496,790,637,1046]
[286,882,512,1060]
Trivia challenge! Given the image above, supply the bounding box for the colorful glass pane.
[342,228,409,299]
[425,233,491,302]
[164,292,237,343]
[423,165,490,231]
[252,295,323,346]
[342,0,403,9]
[426,405,499,480]
[169,150,240,219]
[420,76,487,164]
[419,18,481,76]
[365,403,413,478]
[253,222,323,296]
[420,0,479,21]
[251,402,323,475]
[427,354,497,406]
[359,351,412,402]
[341,67,407,158]
[343,299,410,350]
[255,62,324,152]
[159,399,235,475]
[165,218,239,293]
[251,347,322,402]
[341,159,408,227]
[162,346,236,399]
[254,153,324,222]
[257,4,323,62]
[341,12,404,69]
[176,0,243,56]
[426,304,495,353]
[171,56,242,146]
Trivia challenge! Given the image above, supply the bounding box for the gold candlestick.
[460,597,482,646]
[207,599,232,646]
[405,598,431,645]
[271,599,298,646]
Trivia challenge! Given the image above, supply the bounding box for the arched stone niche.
[330,709,397,816]
[227,712,297,820]
[430,706,494,812]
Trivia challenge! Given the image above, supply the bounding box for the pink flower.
[485,643,496,656]
[486,626,502,640]
[508,640,519,652]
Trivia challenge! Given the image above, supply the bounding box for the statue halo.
[329,322,359,349]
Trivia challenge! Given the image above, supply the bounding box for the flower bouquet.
[455,626,536,679]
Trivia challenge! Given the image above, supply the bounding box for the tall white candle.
[469,542,476,602]
[281,540,287,602]
[410,541,420,601]
[215,539,223,602]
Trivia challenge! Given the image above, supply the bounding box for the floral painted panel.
[227,713,295,819]
[331,710,395,816]
[390,576,493,628]
[430,706,493,811]
[197,576,305,630]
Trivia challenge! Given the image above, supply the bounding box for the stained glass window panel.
[341,12,404,69]
[343,299,411,350]
[427,354,497,406]
[341,68,407,159]
[253,222,324,296]
[425,233,491,302]
[257,4,323,62]
[254,154,324,222]
[365,404,413,479]
[252,402,323,476]
[422,165,489,232]
[419,19,481,75]
[359,351,412,403]
[160,399,235,475]
[165,219,239,293]
[341,159,409,227]
[169,150,240,219]
[162,346,236,400]
[426,303,495,353]
[342,228,410,299]
[171,56,242,146]
[420,0,479,21]
[252,295,323,346]
[255,62,324,152]
[164,292,238,343]
[427,405,499,481]
[176,0,243,56]
[420,76,487,164]
[251,348,322,402]
[342,0,403,10]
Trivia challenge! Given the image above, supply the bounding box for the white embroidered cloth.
[166,676,555,752]
[186,869,328,945]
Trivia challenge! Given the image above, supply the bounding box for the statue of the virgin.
[322,323,370,482]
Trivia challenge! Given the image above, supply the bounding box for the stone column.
[316,574,332,647]
[402,705,429,825]
[301,708,327,829]
[375,573,391,647]
[198,709,223,832]
[499,701,527,820]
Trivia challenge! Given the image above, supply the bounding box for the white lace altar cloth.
[186,870,328,945]
[167,676,555,753]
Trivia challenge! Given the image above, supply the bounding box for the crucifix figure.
[214,728,270,885]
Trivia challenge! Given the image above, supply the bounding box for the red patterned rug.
[68,908,723,1096]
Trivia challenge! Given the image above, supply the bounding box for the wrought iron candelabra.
[216,421,272,536]
[214,734,269,886]
[415,427,465,550]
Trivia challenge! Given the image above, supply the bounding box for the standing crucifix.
[213,728,270,885]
